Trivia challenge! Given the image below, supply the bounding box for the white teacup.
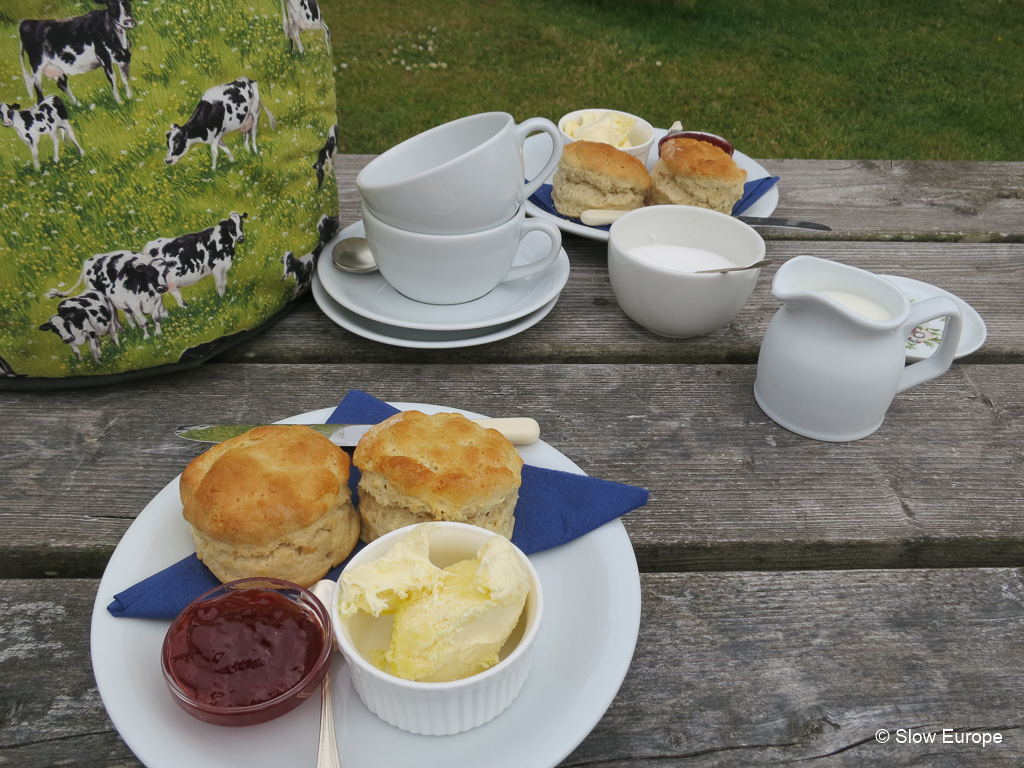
[356,112,563,235]
[362,202,562,305]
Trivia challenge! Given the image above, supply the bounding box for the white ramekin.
[330,522,544,735]
[557,107,655,163]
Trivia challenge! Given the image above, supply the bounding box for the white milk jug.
[754,256,963,441]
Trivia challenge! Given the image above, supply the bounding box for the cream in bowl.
[608,205,766,337]
[558,108,655,163]
[331,521,543,735]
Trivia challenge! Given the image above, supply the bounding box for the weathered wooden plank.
[1,364,1022,577]
[220,240,1024,364]
[4,570,1022,766]
[334,156,1024,242]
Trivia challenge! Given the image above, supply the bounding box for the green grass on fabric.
[321,0,1022,160]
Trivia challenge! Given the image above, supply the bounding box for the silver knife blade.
[176,423,371,446]
[736,216,831,231]
[176,417,541,446]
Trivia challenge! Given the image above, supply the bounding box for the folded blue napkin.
[528,175,780,231]
[108,390,648,619]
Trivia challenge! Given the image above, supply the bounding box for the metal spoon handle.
[317,674,342,768]
[311,579,342,768]
[697,258,773,274]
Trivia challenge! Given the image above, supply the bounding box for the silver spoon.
[696,258,773,274]
[310,579,342,768]
[331,237,377,274]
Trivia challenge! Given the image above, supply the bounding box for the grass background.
[319,0,1022,161]
[0,0,337,378]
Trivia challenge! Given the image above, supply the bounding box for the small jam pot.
[161,577,332,727]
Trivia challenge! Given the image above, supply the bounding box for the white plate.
[312,273,559,348]
[881,275,987,361]
[524,127,779,241]
[91,403,641,768]
[317,221,570,331]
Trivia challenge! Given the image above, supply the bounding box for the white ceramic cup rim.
[357,112,518,191]
[331,522,544,691]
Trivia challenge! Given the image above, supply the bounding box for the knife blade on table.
[175,417,541,447]
[736,216,831,231]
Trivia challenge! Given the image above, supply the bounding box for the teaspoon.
[697,259,773,274]
[331,237,377,274]
[310,579,342,768]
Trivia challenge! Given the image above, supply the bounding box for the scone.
[181,424,359,587]
[551,140,651,218]
[353,411,524,542]
[646,137,746,213]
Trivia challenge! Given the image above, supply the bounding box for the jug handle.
[896,296,963,393]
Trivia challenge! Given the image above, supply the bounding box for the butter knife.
[176,417,541,446]
[580,208,831,231]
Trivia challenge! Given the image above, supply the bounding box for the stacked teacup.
[356,113,564,305]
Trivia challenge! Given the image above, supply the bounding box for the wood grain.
[4,570,1021,767]
[220,240,1024,364]
[2,363,1022,577]
[335,156,1024,242]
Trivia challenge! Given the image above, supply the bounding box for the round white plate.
[881,275,987,361]
[317,221,570,331]
[524,127,779,242]
[312,273,559,348]
[91,403,641,768]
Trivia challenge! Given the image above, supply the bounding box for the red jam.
[164,588,325,709]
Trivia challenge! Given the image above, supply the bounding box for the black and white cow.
[313,124,336,190]
[143,212,247,308]
[0,97,83,170]
[311,214,339,259]
[281,0,331,54]
[280,251,314,297]
[39,290,119,361]
[19,0,135,107]
[45,251,168,339]
[165,78,276,170]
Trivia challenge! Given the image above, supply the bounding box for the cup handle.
[516,118,563,198]
[896,296,963,393]
[503,218,562,282]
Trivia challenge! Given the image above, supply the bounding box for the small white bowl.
[330,522,543,736]
[608,206,766,337]
[557,108,655,163]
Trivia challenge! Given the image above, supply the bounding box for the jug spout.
[772,256,909,330]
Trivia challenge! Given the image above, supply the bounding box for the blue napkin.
[528,175,780,231]
[108,390,649,619]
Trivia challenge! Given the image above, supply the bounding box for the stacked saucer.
[313,221,570,349]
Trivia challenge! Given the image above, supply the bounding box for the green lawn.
[320,0,1022,160]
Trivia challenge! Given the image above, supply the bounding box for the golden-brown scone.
[551,140,651,218]
[181,424,359,587]
[353,411,524,542]
[646,137,746,213]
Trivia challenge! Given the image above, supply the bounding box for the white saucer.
[882,275,987,361]
[317,221,570,331]
[524,127,779,242]
[312,273,559,348]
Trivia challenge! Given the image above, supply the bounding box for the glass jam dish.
[161,577,332,727]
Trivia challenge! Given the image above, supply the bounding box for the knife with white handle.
[175,417,541,446]
[580,208,831,231]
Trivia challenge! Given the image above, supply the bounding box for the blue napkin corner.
[108,390,648,620]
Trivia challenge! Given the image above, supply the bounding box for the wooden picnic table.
[2,156,1023,766]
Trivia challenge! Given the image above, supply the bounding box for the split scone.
[646,136,746,214]
[550,140,651,218]
[181,424,360,587]
[353,411,524,542]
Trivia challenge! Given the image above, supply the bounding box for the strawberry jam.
[164,588,325,709]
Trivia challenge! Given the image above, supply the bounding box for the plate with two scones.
[526,126,778,242]
[91,402,640,768]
